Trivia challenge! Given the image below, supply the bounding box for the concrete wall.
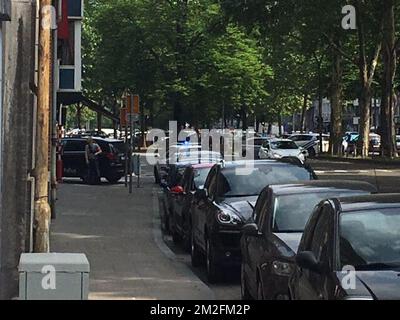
[0,0,36,299]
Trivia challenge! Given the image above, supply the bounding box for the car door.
[243,189,270,297]
[196,168,218,252]
[62,139,86,177]
[192,167,216,250]
[296,204,334,300]
[174,168,191,235]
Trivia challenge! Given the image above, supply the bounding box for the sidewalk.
[50,174,214,300]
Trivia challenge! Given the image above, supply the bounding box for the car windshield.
[272,191,370,233]
[270,141,299,150]
[193,168,212,188]
[220,164,313,198]
[339,208,400,270]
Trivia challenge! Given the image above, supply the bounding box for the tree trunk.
[241,105,248,131]
[76,104,82,129]
[329,37,343,156]
[355,0,382,157]
[380,0,397,158]
[300,94,308,133]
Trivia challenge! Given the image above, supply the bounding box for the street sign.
[120,107,127,127]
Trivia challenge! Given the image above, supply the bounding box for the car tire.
[105,175,122,184]
[206,238,220,283]
[241,263,252,300]
[191,230,202,268]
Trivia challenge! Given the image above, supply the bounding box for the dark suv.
[61,137,126,184]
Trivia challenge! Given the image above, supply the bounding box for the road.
[51,157,400,300]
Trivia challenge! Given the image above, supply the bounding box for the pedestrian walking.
[85,137,102,184]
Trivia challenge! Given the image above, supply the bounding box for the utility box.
[19,253,90,300]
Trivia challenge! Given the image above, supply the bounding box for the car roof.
[62,137,121,142]
[191,163,215,169]
[268,180,377,196]
[220,159,308,169]
[336,193,400,212]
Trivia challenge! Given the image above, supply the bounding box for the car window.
[271,190,370,233]
[193,167,212,189]
[339,208,400,270]
[220,164,314,197]
[63,140,86,152]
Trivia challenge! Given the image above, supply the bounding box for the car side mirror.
[242,223,261,237]
[296,251,322,274]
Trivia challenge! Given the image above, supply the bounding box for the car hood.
[273,232,303,256]
[270,149,301,157]
[338,270,400,300]
[219,196,258,223]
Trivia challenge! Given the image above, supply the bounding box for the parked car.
[61,137,125,184]
[159,163,188,233]
[289,193,400,300]
[396,135,400,151]
[240,180,377,300]
[258,139,308,162]
[169,163,215,249]
[190,160,318,282]
[154,145,221,184]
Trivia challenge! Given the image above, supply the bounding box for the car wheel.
[191,230,202,267]
[257,276,265,300]
[206,238,220,283]
[241,263,252,300]
[105,175,122,184]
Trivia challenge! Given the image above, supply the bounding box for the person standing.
[85,137,102,184]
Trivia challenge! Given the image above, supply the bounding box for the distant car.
[243,137,271,160]
[396,135,400,151]
[154,146,222,184]
[190,160,318,283]
[288,133,330,156]
[240,181,377,300]
[289,194,400,300]
[61,137,125,183]
[169,163,215,250]
[81,130,110,139]
[258,139,307,162]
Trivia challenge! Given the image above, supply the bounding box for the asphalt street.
[51,157,400,300]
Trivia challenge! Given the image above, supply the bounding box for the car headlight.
[272,261,294,276]
[217,211,242,225]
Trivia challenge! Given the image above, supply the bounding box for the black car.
[240,181,377,300]
[289,194,400,300]
[190,160,318,282]
[61,137,125,184]
[169,163,214,250]
[159,163,188,233]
